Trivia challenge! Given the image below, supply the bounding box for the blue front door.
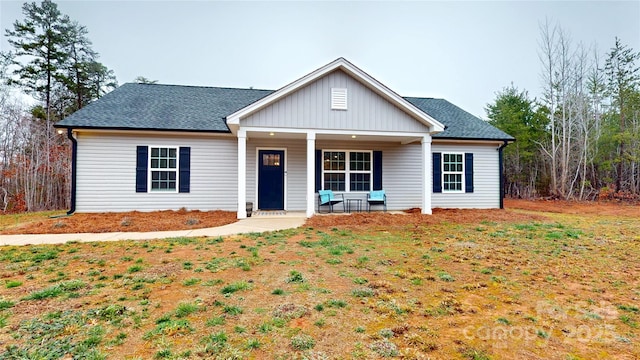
[258,150,285,210]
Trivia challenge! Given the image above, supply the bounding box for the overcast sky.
[1,0,639,118]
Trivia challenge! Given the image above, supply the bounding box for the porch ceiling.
[245,129,423,144]
[315,133,421,144]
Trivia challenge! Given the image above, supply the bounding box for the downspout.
[497,140,509,209]
[66,128,77,215]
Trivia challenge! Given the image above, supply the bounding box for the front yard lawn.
[0,202,638,359]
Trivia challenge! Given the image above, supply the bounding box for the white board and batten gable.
[226,58,445,135]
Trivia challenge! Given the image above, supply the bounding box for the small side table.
[346,199,362,213]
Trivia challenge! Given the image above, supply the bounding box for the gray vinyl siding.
[246,139,307,211]
[75,132,238,212]
[431,143,500,209]
[242,70,431,133]
[315,141,423,211]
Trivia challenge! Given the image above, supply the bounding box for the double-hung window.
[323,150,371,192]
[349,152,371,191]
[442,153,464,192]
[150,147,178,191]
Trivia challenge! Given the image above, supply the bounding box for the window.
[150,147,177,191]
[262,153,281,167]
[323,150,371,192]
[442,153,463,192]
[323,151,345,191]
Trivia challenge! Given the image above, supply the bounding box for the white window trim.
[441,152,465,193]
[148,145,179,193]
[322,149,372,193]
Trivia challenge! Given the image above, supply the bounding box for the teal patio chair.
[317,190,345,213]
[367,190,387,212]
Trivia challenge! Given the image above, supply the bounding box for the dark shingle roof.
[56,83,274,132]
[57,83,513,141]
[404,97,514,141]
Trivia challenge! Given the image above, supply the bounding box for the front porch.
[236,128,434,219]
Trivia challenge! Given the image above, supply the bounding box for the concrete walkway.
[0,213,307,246]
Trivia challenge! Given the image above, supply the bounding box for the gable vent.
[331,88,347,110]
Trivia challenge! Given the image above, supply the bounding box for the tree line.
[0,0,117,211]
[487,21,640,201]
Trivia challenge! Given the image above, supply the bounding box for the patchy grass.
[0,210,65,231]
[0,204,638,358]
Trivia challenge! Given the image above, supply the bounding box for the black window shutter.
[432,152,442,193]
[373,151,383,190]
[179,147,191,193]
[465,153,474,193]
[315,149,322,192]
[136,146,148,193]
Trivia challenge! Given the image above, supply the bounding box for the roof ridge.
[403,96,441,100]
[123,82,275,92]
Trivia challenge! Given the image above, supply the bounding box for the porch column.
[306,132,316,217]
[237,129,247,219]
[422,135,433,215]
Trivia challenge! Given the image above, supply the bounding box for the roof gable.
[241,69,433,133]
[226,58,445,133]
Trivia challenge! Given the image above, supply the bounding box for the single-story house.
[55,58,514,219]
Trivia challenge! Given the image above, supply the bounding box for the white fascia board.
[73,128,235,138]
[243,126,432,138]
[432,139,507,146]
[226,58,445,133]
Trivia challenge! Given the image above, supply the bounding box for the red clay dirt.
[305,207,547,230]
[0,209,237,234]
[505,198,639,217]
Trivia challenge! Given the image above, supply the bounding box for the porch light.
[351,135,356,138]
[269,132,275,136]
[57,129,64,134]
